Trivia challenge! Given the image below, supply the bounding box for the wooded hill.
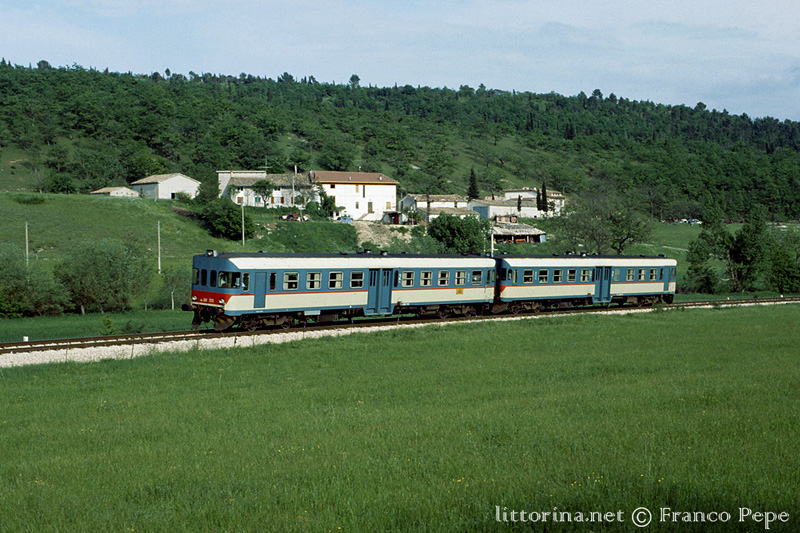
[2,60,799,219]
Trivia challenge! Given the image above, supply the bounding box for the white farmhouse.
[131,173,200,200]
[310,170,398,221]
[398,194,469,213]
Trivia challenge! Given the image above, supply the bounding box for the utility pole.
[25,221,29,268]
[241,201,245,247]
[157,220,162,274]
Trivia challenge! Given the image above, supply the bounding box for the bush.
[0,247,67,317]
[201,198,254,240]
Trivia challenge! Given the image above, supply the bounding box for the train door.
[366,269,394,315]
[593,266,612,303]
[254,272,267,308]
[662,268,670,291]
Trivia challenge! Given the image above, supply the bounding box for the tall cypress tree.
[541,182,549,212]
[467,168,480,199]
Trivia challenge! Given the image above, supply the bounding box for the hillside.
[2,61,800,220]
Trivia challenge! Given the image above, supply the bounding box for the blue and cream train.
[185,251,677,330]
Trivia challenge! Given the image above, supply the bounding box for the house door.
[254,272,267,308]
[365,269,394,315]
[593,267,612,303]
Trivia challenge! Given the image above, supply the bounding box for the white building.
[310,170,398,221]
[90,186,139,198]
[398,194,469,213]
[469,198,546,220]
[500,187,566,214]
[131,173,200,200]
[217,170,311,207]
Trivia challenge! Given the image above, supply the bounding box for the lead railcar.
[185,251,497,331]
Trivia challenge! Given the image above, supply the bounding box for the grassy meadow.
[1,305,798,531]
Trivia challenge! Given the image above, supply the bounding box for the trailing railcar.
[185,251,496,330]
[496,254,677,312]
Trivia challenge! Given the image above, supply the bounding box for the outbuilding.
[131,173,200,200]
[90,186,139,198]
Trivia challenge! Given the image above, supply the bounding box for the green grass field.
[1,305,798,531]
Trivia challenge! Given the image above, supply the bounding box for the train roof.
[194,251,497,270]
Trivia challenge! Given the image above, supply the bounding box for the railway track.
[3,296,800,367]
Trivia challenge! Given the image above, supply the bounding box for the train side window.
[307,272,321,290]
[284,272,299,290]
[210,270,217,287]
[523,269,534,283]
[489,270,495,284]
[242,273,249,291]
[401,271,415,287]
[420,271,432,287]
[581,269,592,282]
[553,269,563,283]
[538,270,548,283]
[455,270,466,286]
[626,268,635,281]
[350,271,364,289]
[649,268,657,280]
[671,267,676,280]
[269,272,277,291]
[567,269,577,282]
[471,270,483,285]
[612,269,619,282]
[329,271,343,289]
[638,268,646,281]
[193,268,200,285]
[438,270,450,286]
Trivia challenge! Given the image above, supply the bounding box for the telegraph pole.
[157,220,162,274]
[25,221,29,268]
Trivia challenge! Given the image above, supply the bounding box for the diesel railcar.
[185,251,497,330]
[184,251,677,331]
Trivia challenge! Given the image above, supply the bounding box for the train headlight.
[219,298,225,305]
[192,295,197,301]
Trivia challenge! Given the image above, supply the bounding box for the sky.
[2,0,799,120]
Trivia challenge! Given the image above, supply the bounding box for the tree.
[555,188,651,254]
[57,238,152,314]
[349,74,360,88]
[251,179,277,206]
[202,198,254,240]
[428,214,490,254]
[467,168,480,199]
[728,207,771,291]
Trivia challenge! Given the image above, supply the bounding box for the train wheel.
[436,307,450,319]
[241,317,259,332]
[465,306,477,318]
[280,317,295,330]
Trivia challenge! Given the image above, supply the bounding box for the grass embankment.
[1,305,798,531]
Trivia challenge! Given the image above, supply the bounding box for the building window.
[368,201,374,213]
[567,269,577,282]
[307,272,321,290]
[386,201,391,209]
[420,271,432,287]
[401,271,415,287]
[350,271,365,288]
[329,272,343,289]
[455,270,466,286]
[280,197,285,204]
[283,272,299,290]
[523,269,534,283]
[538,270,549,283]
[355,184,359,193]
[355,202,359,209]
[438,270,450,286]
[330,184,335,189]
[553,269,562,283]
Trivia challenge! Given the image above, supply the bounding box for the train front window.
[210,270,217,287]
[201,269,207,286]
[192,268,200,285]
